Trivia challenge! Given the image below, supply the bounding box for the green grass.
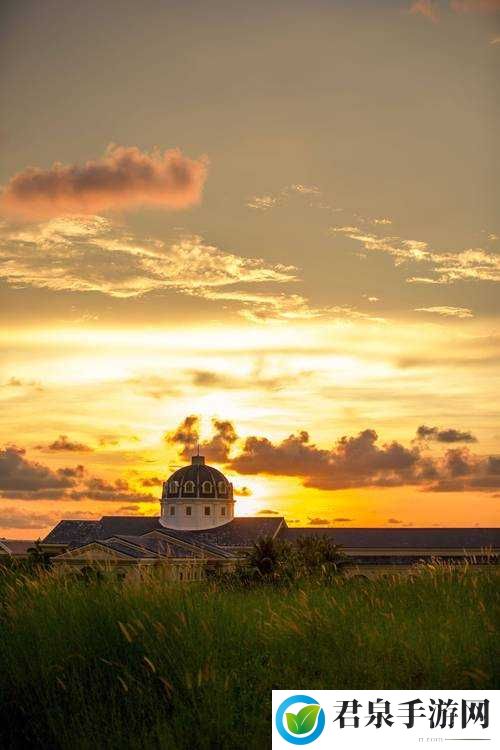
[0,565,498,749]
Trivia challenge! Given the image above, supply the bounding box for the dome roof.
[163,455,233,501]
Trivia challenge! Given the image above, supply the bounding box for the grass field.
[0,564,498,749]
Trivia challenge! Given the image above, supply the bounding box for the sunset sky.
[1,0,499,538]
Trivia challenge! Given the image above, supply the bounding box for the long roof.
[42,517,500,551]
[282,527,500,549]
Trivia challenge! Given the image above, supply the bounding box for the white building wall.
[159,498,235,530]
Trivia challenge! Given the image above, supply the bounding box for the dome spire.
[192,446,205,465]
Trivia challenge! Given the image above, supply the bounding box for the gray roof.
[43,516,284,550]
[281,527,500,549]
[43,516,499,553]
[152,528,239,558]
[43,520,103,547]
[163,517,285,548]
[113,535,204,558]
[43,517,161,547]
[0,539,36,556]
[100,539,159,559]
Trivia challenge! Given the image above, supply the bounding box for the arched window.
[202,481,213,493]
[169,505,175,516]
[169,480,179,493]
[184,480,195,493]
[217,481,226,495]
[220,506,226,516]
[204,506,211,516]
[186,506,192,516]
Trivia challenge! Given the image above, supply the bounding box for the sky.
[0,0,499,538]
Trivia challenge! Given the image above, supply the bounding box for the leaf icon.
[285,704,321,735]
[286,713,300,734]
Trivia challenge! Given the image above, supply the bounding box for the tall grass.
[0,564,498,749]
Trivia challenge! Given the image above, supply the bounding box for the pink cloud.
[410,0,441,22]
[0,144,208,218]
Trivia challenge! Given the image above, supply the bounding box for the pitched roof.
[101,539,159,559]
[112,535,203,558]
[42,520,102,546]
[42,517,161,547]
[162,516,285,548]
[100,516,162,538]
[281,527,500,549]
[151,529,239,558]
[0,539,36,556]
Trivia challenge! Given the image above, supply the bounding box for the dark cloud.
[189,370,293,392]
[229,429,421,490]
[1,145,208,218]
[3,377,43,391]
[0,445,154,503]
[115,505,142,514]
[416,425,477,444]
[201,419,238,463]
[307,517,330,526]
[191,371,237,388]
[166,416,238,463]
[42,435,94,452]
[387,518,403,524]
[0,488,69,500]
[165,415,199,458]
[443,447,475,477]
[99,434,140,447]
[140,476,163,487]
[57,465,85,478]
[234,486,252,497]
[425,448,500,492]
[223,422,499,493]
[0,446,74,492]
[257,509,279,515]
[230,431,329,478]
[68,476,156,503]
[333,517,352,522]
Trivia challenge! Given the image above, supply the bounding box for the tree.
[247,534,349,583]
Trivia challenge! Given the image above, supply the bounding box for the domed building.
[40,452,500,579]
[160,454,234,530]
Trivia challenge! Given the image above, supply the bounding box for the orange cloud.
[0,145,208,218]
[450,0,500,12]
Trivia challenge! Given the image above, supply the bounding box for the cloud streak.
[415,306,474,318]
[331,226,500,285]
[0,145,208,218]
[0,217,296,299]
[0,216,383,322]
[409,0,500,22]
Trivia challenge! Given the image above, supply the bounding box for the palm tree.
[249,536,284,576]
